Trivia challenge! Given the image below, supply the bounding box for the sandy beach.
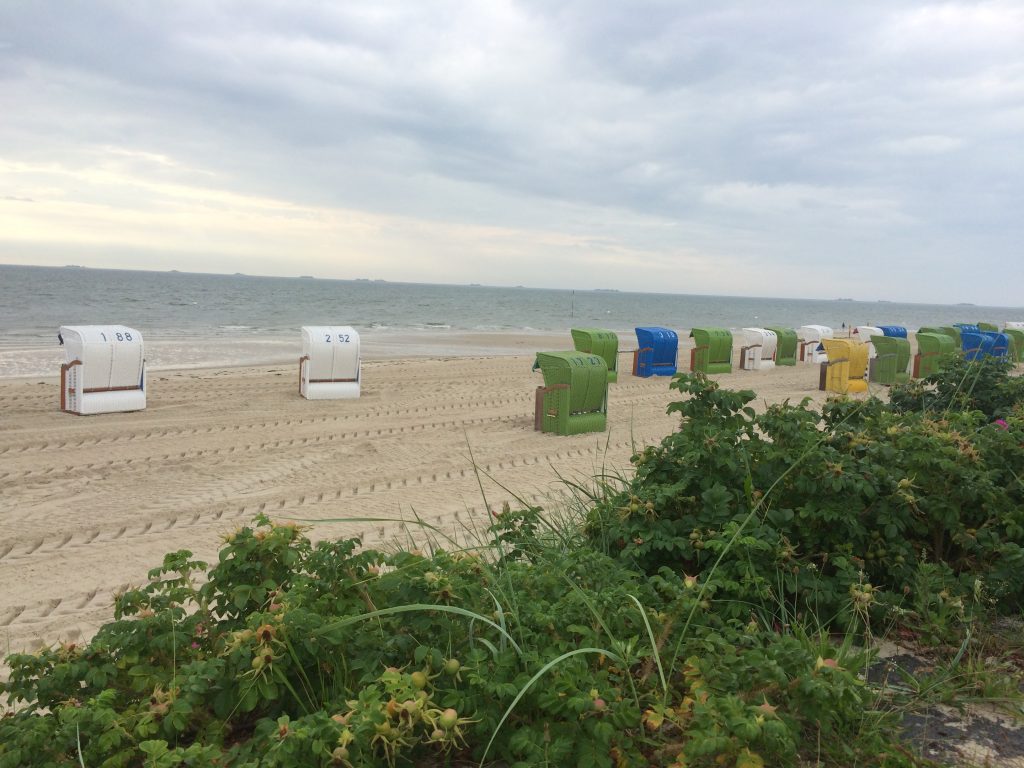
[1,335,851,669]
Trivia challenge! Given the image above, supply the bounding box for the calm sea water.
[1,264,1021,377]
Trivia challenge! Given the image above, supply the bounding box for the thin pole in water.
[571,290,574,318]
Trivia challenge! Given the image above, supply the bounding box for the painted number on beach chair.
[324,334,351,343]
[99,331,133,342]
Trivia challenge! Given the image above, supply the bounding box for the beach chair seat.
[59,325,146,415]
[634,327,678,377]
[300,326,361,399]
[739,328,777,371]
[571,328,619,383]
[797,325,832,364]
[869,335,911,385]
[767,326,797,366]
[533,351,608,435]
[820,339,868,394]
[689,327,732,373]
[914,332,956,378]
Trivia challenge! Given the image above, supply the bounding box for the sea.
[1,264,1021,378]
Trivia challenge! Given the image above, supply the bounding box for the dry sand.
[0,337,846,668]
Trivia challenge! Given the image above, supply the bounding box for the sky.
[1,1,1022,304]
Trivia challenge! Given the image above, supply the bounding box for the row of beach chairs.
[532,323,1024,435]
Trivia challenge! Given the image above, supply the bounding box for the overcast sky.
[1,1,1022,304]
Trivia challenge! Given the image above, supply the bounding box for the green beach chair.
[940,326,962,346]
[767,327,797,366]
[571,328,619,383]
[914,332,956,378]
[978,322,999,332]
[869,335,911,385]
[1004,328,1024,363]
[533,351,608,435]
[690,328,733,374]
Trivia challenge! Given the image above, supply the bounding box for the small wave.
[218,325,254,331]
[424,323,451,329]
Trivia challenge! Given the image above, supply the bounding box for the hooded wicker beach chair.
[633,327,679,377]
[689,327,733,374]
[914,332,956,378]
[59,325,146,415]
[299,326,361,399]
[739,328,778,371]
[869,335,911,385]
[571,328,619,383]
[533,351,608,435]
[820,339,869,395]
[797,325,832,364]
[767,327,797,366]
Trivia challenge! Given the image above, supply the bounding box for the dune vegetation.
[2,359,1023,767]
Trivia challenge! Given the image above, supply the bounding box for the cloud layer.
[1,1,1022,303]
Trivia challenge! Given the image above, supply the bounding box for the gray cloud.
[1,1,1022,303]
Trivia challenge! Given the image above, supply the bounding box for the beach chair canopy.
[820,339,869,395]
[740,327,777,370]
[767,326,797,365]
[915,332,956,378]
[59,325,146,415]
[1006,321,1024,330]
[634,327,679,377]
[977,322,999,332]
[917,326,945,336]
[300,326,361,399]
[689,327,733,374]
[571,328,619,382]
[955,323,980,334]
[533,351,608,435]
[879,325,908,338]
[869,335,911,385]
[961,331,993,361]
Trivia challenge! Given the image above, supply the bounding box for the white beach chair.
[59,325,146,415]
[299,326,361,399]
[740,328,778,370]
[853,326,884,359]
[797,325,832,364]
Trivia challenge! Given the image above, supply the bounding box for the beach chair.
[853,326,884,358]
[820,339,869,395]
[913,332,956,378]
[940,326,962,346]
[977,322,999,332]
[689,327,733,374]
[59,325,146,415]
[633,327,679,377]
[739,328,777,371]
[299,326,361,399]
[981,331,1010,359]
[767,326,797,366]
[869,335,911,385]
[571,328,619,383]
[533,351,608,435]
[1006,322,1024,330]
[1003,328,1024,363]
[961,331,992,362]
[797,325,832,364]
